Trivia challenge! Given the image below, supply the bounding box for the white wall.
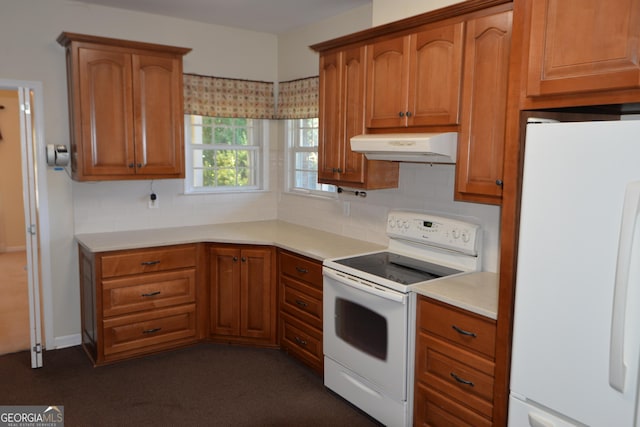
[371,0,462,25]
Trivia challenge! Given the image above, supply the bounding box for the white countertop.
[76,220,498,319]
[411,271,499,319]
[75,220,386,261]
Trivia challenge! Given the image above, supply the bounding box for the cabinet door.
[337,46,366,185]
[132,53,184,177]
[240,248,275,341]
[455,11,512,204]
[407,23,464,127]
[78,47,135,177]
[209,247,241,337]
[318,48,367,186]
[527,0,640,96]
[318,51,343,182]
[366,35,410,128]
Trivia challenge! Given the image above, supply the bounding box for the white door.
[1,78,51,369]
[510,120,640,426]
[18,87,43,368]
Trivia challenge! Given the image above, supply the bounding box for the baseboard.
[53,334,81,350]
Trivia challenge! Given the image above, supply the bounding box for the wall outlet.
[148,193,159,209]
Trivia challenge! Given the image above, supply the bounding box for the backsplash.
[277,162,500,272]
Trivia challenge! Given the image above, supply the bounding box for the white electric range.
[323,210,482,426]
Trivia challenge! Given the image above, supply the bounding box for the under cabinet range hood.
[350,132,458,164]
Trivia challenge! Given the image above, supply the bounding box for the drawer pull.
[295,299,308,308]
[141,291,161,297]
[141,260,161,266]
[452,325,477,338]
[294,336,307,346]
[142,327,162,334]
[295,266,309,274]
[450,372,474,387]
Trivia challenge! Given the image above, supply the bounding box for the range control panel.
[386,211,480,256]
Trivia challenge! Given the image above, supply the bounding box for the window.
[286,118,336,196]
[184,115,267,193]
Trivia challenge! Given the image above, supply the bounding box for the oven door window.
[335,298,387,360]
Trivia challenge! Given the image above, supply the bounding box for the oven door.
[323,266,409,401]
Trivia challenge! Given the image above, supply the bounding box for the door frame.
[0,79,53,367]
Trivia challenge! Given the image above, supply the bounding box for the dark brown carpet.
[0,343,381,426]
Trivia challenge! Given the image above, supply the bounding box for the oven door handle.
[323,268,407,304]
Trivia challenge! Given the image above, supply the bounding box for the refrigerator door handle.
[609,180,640,393]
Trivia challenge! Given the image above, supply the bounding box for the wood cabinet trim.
[57,32,191,56]
[310,0,512,53]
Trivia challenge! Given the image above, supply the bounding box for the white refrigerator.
[508,120,640,426]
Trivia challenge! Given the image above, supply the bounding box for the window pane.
[295,170,319,189]
[185,115,264,192]
[287,118,335,195]
[295,152,317,171]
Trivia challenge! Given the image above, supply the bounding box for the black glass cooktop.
[334,251,462,286]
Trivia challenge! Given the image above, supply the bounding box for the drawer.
[414,381,492,427]
[102,269,196,317]
[416,332,494,418]
[280,311,322,373]
[280,276,322,329]
[101,245,196,278]
[418,296,496,358]
[103,304,197,357]
[279,251,322,288]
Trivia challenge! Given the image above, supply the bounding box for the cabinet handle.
[294,336,307,346]
[295,266,308,274]
[450,372,474,387]
[141,260,160,266]
[496,179,504,187]
[295,299,308,308]
[233,256,238,262]
[137,163,142,168]
[142,327,162,334]
[405,111,412,117]
[241,257,247,262]
[141,291,161,297]
[452,325,477,338]
[398,111,405,117]
[332,168,343,173]
[128,163,135,168]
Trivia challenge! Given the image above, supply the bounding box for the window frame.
[184,115,269,194]
[285,118,336,198]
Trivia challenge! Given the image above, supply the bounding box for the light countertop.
[75,220,386,261]
[76,220,498,319]
[411,271,499,319]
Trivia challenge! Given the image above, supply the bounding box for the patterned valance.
[276,76,319,119]
[183,73,275,119]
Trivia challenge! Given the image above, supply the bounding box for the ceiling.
[75,0,372,34]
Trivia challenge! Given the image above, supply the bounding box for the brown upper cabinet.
[57,32,191,181]
[317,46,399,189]
[455,10,512,204]
[526,0,640,97]
[365,23,464,129]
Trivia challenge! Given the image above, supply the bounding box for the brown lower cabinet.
[414,296,496,426]
[277,250,324,374]
[78,243,199,365]
[208,244,277,347]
